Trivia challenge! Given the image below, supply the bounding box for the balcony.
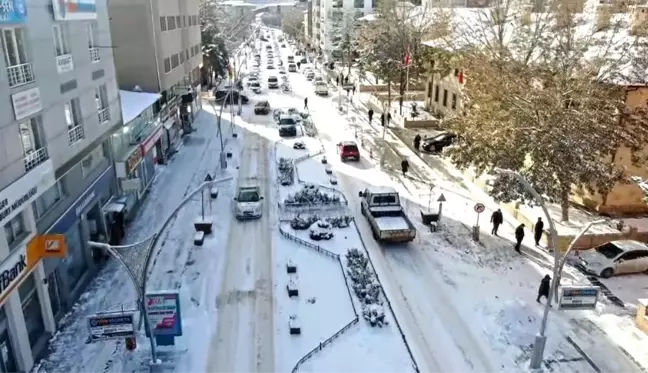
[98,108,109,124]
[7,63,34,88]
[68,125,84,145]
[56,54,74,74]
[89,47,100,63]
[24,147,49,172]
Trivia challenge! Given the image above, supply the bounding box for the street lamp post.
[495,168,559,370]
[87,177,232,371]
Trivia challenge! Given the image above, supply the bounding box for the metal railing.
[56,54,74,74]
[67,125,84,145]
[7,62,34,88]
[97,108,109,124]
[24,147,48,172]
[89,47,100,63]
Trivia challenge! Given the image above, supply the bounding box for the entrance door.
[0,331,17,373]
[47,272,63,321]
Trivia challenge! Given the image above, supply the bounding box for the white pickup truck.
[358,186,416,243]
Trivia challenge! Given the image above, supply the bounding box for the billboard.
[145,291,183,337]
[52,0,97,21]
[87,313,136,342]
[0,0,27,24]
[558,286,600,311]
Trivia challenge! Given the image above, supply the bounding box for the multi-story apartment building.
[107,0,202,131]
[0,0,122,370]
[318,0,374,59]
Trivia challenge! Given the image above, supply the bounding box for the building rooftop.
[119,90,161,124]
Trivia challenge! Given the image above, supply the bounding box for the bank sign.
[0,0,27,24]
[0,160,55,227]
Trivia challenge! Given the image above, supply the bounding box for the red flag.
[458,69,465,84]
[404,47,412,68]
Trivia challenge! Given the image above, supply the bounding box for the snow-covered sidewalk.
[34,107,241,373]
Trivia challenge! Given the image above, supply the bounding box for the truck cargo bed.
[374,216,411,231]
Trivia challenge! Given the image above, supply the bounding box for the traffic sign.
[437,194,446,202]
[474,203,485,213]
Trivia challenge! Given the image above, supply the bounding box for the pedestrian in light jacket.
[514,224,525,253]
[490,209,503,236]
[534,217,544,246]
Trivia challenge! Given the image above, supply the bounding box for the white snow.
[374,216,411,231]
[119,90,162,124]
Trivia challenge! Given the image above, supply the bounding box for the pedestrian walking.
[534,217,544,246]
[297,61,301,69]
[401,158,409,177]
[380,113,385,127]
[490,208,503,236]
[387,112,392,123]
[336,76,340,86]
[345,76,349,84]
[514,224,525,253]
[304,97,308,110]
[536,275,551,303]
[352,85,356,95]
[413,133,421,151]
[368,109,374,123]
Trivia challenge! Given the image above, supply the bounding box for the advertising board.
[558,286,600,311]
[87,313,135,342]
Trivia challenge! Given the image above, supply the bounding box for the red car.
[337,141,360,161]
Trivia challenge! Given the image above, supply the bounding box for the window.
[193,15,198,25]
[52,24,70,56]
[179,51,185,63]
[4,212,27,248]
[164,57,171,73]
[64,99,81,129]
[160,16,167,31]
[19,118,43,155]
[86,22,98,48]
[176,16,181,28]
[33,181,64,219]
[185,49,189,61]
[371,0,377,7]
[182,15,186,27]
[1,27,28,67]
[452,93,457,110]
[167,16,176,30]
[171,53,179,68]
[434,85,439,102]
[95,85,108,110]
[354,0,364,8]
[427,81,432,98]
[442,89,448,106]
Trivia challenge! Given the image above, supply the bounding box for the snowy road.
[207,132,276,372]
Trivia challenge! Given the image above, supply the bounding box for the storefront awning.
[102,202,125,213]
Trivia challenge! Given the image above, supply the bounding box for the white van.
[315,81,328,96]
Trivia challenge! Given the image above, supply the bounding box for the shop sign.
[141,125,164,155]
[0,0,27,24]
[0,234,66,306]
[145,291,183,337]
[0,159,54,226]
[52,0,97,21]
[126,147,144,174]
[11,87,42,120]
[87,312,135,342]
[47,166,112,234]
[558,286,600,311]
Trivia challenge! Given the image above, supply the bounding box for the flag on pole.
[458,69,466,85]
[404,47,412,68]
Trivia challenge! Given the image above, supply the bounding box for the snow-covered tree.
[282,8,306,43]
[435,0,648,221]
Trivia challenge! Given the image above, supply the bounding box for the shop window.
[19,274,45,349]
[4,212,27,249]
[33,181,65,220]
[65,223,87,285]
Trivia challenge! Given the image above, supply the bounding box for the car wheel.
[600,268,614,278]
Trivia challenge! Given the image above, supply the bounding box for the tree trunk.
[387,80,391,119]
[560,190,570,222]
[399,69,404,115]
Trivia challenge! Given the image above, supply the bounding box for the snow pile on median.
[277,157,294,186]
[290,214,352,230]
[346,248,388,327]
[284,184,341,205]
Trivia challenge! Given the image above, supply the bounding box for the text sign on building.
[52,0,97,21]
[141,125,164,155]
[87,313,135,342]
[145,291,183,337]
[126,147,144,175]
[558,286,600,311]
[0,0,27,24]
[11,87,42,120]
[0,160,54,226]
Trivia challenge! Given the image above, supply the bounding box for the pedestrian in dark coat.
[401,158,409,176]
[514,224,525,253]
[304,97,308,110]
[368,109,374,124]
[387,112,392,124]
[490,208,503,236]
[380,113,385,126]
[536,274,551,303]
[534,217,544,246]
[345,75,349,84]
[413,134,421,151]
[336,76,340,86]
[352,85,356,95]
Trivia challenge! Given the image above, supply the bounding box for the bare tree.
[439,0,648,221]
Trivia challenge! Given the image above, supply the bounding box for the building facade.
[0,0,122,370]
[107,0,202,133]
[317,0,374,59]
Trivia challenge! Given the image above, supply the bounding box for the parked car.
[575,240,648,278]
[315,81,328,96]
[214,90,249,104]
[249,81,262,94]
[288,63,297,72]
[421,132,457,153]
[337,141,360,161]
[278,115,298,137]
[273,108,286,122]
[254,100,271,115]
[306,71,315,81]
[268,76,279,89]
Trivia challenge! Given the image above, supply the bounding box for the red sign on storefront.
[141,126,164,155]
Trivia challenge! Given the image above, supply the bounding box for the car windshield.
[279,118,296,125]
[343,145,359,153]
[595,243,624,259]
[251,82,260,87]
[268,77,278,82]
[238,189,260,202]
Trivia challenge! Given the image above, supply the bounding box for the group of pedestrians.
[367,109,392,127]
[491,210,545,253]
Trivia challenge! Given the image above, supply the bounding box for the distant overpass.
[220,0,298,9]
